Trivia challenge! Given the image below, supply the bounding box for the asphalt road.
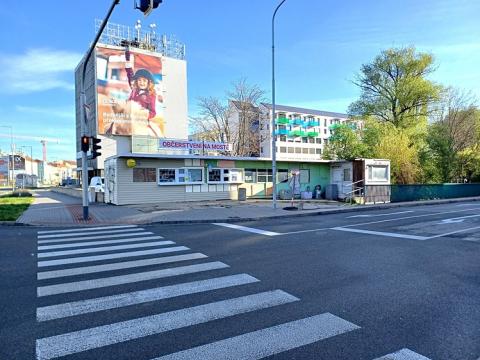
[1,201,479,360]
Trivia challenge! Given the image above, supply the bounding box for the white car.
[89,176,104,192]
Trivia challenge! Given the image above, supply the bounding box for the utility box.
[238,188,247,201]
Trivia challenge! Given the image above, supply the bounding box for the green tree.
[323,123,366,160]
[349,47,442,128]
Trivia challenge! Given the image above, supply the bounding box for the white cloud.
[0,48,82,94]
[15,105,74,119]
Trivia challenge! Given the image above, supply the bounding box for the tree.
[190,79,266,156]
[323,123,366,160]
[349,47,442,128]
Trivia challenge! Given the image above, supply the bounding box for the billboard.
[0,156,8,176]
[96,46,164,137]
[9,155,25,170]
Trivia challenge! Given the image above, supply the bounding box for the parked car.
[89,176,104,192]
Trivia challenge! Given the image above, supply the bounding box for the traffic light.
[91,137,102,159]
[136,0,162,16]
[81,136,90,153]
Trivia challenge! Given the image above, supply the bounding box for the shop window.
[158,168,204,185]
[208,168,243,183]
[244,169,257,183]
[257,169,273,183]
[277,169,289,183]
[133,168,156,182]
[158,169,176,183]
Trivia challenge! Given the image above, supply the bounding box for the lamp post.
[271,0,287,210]
[80,0,120,220]
[0,125,14,192]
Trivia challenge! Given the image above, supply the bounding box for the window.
[324,139,329,145]
[309,148,315,154]
[133,168,156,182]
[324,119,327,127]
[367,166,388,181]
[295,148,301,154]
[316,148,322,154]
[324,129,327,134]
[280,135,287,142]
[302,137,308,143]
[316,138,322,144]
[245,169,257,183]
[158,168,204,185]
[343,168,352,181]
[308,137,315,144]
[299,169,310,183]
[277,169,289,183]
[208,168,243,183]
[257,169,273,183]
[287,147,294,153]
[302,148,309,154]
[158,169,176,183]
[280,146,287,153]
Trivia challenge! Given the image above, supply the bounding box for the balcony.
[275,128,289,135]
[288,130,307,137]
[275,117,289,124]
[307,131,319,137]
[305,121,320,127]
[290,118,303,126]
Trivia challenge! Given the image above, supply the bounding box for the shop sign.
[158,139,232,152]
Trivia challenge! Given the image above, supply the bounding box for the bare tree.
[191,78,266,156]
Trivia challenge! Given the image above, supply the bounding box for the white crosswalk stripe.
[34,226,363,360]
[37,225,139,234]
[37,274,259,321]
[37,261,230,296]
[37,240,175,258]
[37,246,190,267]
[38,227,145,239]
[37,232,156,244]
[153,313,359,360]
[38,236,164,250]
[37,253,208,280]
[35,290,299,360]
[373,348,432,360]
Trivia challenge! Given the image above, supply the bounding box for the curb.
[9,196,480,227]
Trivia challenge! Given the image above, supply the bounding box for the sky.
[0,0,479,161]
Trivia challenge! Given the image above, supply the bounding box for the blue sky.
[0,0,479,161]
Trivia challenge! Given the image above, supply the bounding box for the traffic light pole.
[80,0,120,220]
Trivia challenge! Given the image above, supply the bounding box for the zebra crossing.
[34,224,431,360]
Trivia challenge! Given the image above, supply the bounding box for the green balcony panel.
[307,132,319,137]
[276,117,289,124]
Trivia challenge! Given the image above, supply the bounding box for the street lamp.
[0,125,14,192]
[271,0,287,210]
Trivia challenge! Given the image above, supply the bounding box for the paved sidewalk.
[13,189,480,227]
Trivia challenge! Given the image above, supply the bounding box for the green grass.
[0,196,34,221]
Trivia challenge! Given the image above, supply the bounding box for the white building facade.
[258,103,360,161]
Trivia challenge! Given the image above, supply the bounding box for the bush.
[1,190,33,198]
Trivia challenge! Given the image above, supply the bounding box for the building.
[75,20,188,180]
[258,103,360,161]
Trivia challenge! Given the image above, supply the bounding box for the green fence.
[391,183,480,202]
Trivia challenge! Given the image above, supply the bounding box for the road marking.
[281,227,332,235]
[38,236,164,250]
[153,312,359,360]
[38,228,145,239]
[213,223,281,236]
[37,241,174,258]
[455,203,480,206]
[37,274,259,321]
[428,225,480,239]
[436,213,480,224]
[37,253,208,280]
[347,211,414,218]
[37,232,157,244]
[332,227,429,240]
[37,246,190,267]
[37,225,138,234]
[37,261,229,296]
[35,290,299,360]
[373,348,431,360]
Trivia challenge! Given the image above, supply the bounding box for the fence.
[390,183,480,203]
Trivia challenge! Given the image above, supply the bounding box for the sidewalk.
[13,189,480,227]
